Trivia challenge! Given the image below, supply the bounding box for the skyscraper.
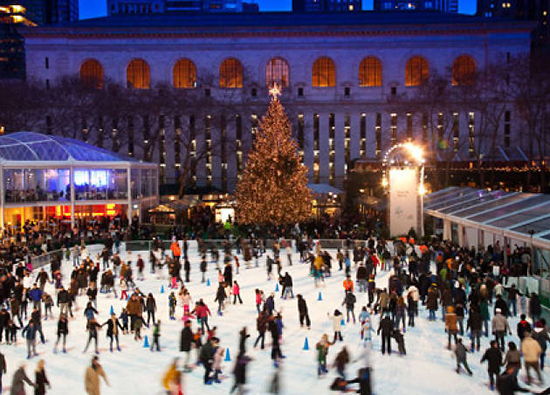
[0,2,36,79]
[373,0,457,12]
[20,0,78,25]
[292,0,361,12]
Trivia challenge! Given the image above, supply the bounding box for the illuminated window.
[359,56,382,87]
[266,57,290,87]
[312,57,335,87]
[173,59,196,89]
[219,58,243,88]
[80,59,103,89]
[452,55,476,86]
[127,59,150,89]
[405,56,429,87]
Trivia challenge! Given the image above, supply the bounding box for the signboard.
[389,167,419,237]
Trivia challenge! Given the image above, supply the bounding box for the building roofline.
[19,11,536,39]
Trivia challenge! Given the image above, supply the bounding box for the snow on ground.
[1,243,549,395]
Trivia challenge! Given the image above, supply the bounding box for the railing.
[30,249,64,270]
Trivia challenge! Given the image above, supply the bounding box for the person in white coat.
[328,309,344,342]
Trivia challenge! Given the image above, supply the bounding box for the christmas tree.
[236,86,312,225]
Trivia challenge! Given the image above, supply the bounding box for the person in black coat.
[238,327,250,355]
[102,314,123,352]
[467,307,483,352]
[297,294,311,329]
[377,314,393,355]
[145,294,157,327]
[54,314,69,353]
[494,295,509,318]
[230,352,252,394]
[0,351,5,393]
[481,340,503,390]
[34,359,50,395]
[530,293,542,325]
[517,314,532,342]
[180,320,194,371]
[214,284,227,315]
[184,260,191,282]
[346,367,372,395]
[496,366,529,395]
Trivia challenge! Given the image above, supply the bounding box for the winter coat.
[180,327,193,352]
[214,286,226,303]
[532,328,550,351]
[22,324,38,341]
[57,320,69,336]
[516,320,532,340]
[454,342,468,361]
[496,372,526,395]
[85,365,107,395]
[330,314,343,331]
[445,312,458,333]
[34,368,50,395]
[126,299,142,316]
[233,354,251,385]
[530,296,541,317]
[377,316,393,336]
[10,367,33,395]
[521,335,542,363]
[481,347,503,373]
[298,298,308,315]
[504,349,521,370]
[426,289,438,311]
[467,310,482,332]
[199,341,215,364]
[492,313,510,333]
[145,297,156,312]
[103,318,123,337]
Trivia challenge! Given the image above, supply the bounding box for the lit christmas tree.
[235,85,312,225]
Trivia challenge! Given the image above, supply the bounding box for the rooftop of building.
[20,10,535,35]
[0,132,154,166]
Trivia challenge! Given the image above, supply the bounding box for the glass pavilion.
[0,132,158,228]
[424,187,550,276]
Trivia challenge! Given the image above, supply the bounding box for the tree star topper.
[269,83,281,100]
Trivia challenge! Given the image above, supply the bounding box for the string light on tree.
[235,86,311,225]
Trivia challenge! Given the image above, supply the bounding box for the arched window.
[312,57,335,87]
[359,56,382,87]
[80,59,103,89]
[173,59,197,89]
[127,59,150,89]
[405,56,429,87]
[452,55,476,86]
[266,57,290,87]
[219,58,243,88]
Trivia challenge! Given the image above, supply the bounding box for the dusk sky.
[79,0,477,19]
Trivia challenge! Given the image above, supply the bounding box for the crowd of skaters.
[0,213,548,394]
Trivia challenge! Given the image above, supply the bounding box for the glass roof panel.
[0,145,36,161]
[541,233,550,241]
[28,141,69,161]
[488,202,550,228]
[452,193,528,218]
[510,217,550,235]
[425,189,478,210]
[439,190,504,214]
[470,195,550,223]
[424,187,459,203]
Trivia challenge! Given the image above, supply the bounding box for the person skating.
[54,314,68,354]
[493,308,512,351]
[481,340,503,390]
[346,367,372,395]
[84,356,109,395]
[342,291,357,324]
[34,359,50,395]
[496,366,529,395]
[445,306,459,350]
[521,332,543,385]
[238,327,249,355]
[162,358,183,395]
[199,337,218,385]
[297,294,311,329]
[233,281,243,305]
[21,321,38,359]
[504,342,521,375]
[83,318,101,354]
[102,313,123,352]
[214,284,227,316]
[254,309,269,350]
[377,313,393,355]
[532,319,550,370]
[180,320,194,371]
[455,338,473,375]
[269,318,284,366]
[316,334,333,377]
[145,293,157,327]
[517,314,532,342]
[151,320,161,352]
[328,310,344,342]
[230,351,252,395]
[10,363,34,395]
[334,346,350,379]
[393,328,406,355]
[467,306,483,352]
